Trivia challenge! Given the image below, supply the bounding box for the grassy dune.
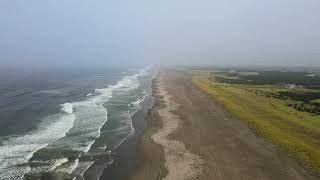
[192,73,320,173]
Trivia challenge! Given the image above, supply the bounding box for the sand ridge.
[151,74,203,180]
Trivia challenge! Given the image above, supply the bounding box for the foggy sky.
[0,0,319,68]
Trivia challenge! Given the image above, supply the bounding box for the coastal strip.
[130,72,203,180]
[151,73,203,180]
[129,78,166,180]
[131,69,317,180]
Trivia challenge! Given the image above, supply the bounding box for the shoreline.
[97,77,155,180]
[129,69,318,180]
[128,78,167,180]
[129,72,203,180]
[99,69,317,180]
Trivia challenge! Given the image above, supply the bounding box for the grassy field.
[192,72,320,173]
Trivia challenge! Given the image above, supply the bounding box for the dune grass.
[192,73,320,173]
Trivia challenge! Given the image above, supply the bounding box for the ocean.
[0,66,156,180]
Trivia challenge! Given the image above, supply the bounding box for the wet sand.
[129,79,167,180]
[98,84,154,180]
[130,69,318,180]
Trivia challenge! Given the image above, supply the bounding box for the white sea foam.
[56,159,79,174]
[131,95,146,107]
[0,68,150,179]
[60,103,74,114]
[65,159,79,174]
[130,90,148,117]
[0,111,75,179]
[60,101,108,153]
[35,70,144,164]
[49,158,69,171]
[73,161,95,177]
[77,68,150,177]
[26,158,70,175]
[72,70,145,153]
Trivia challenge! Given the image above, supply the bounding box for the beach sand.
[129,69,317,180]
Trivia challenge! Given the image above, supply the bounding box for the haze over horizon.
[0,0,319,68]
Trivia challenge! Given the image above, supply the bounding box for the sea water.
[0,67,155,179]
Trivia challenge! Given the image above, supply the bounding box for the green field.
[192,72,320,173]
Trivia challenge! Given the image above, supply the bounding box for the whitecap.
[49,158,69,171]
[55,158,79,174]
[0,111,75,179]
[60,103,74,114]
[0,68,151,179]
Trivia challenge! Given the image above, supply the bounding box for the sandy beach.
[129,69,317,180]
[151,74,203,180]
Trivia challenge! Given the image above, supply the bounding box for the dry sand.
[130,69,318,180]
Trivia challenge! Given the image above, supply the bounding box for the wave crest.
[60,103,74,114]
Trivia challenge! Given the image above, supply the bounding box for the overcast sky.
[0,0,319,68]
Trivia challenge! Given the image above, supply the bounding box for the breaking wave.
[0,68,151,179]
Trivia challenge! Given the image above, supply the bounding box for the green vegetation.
[214,71,320,89]
[192,72,320,173]
[254,91,320,115]
[312,99,320,104]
